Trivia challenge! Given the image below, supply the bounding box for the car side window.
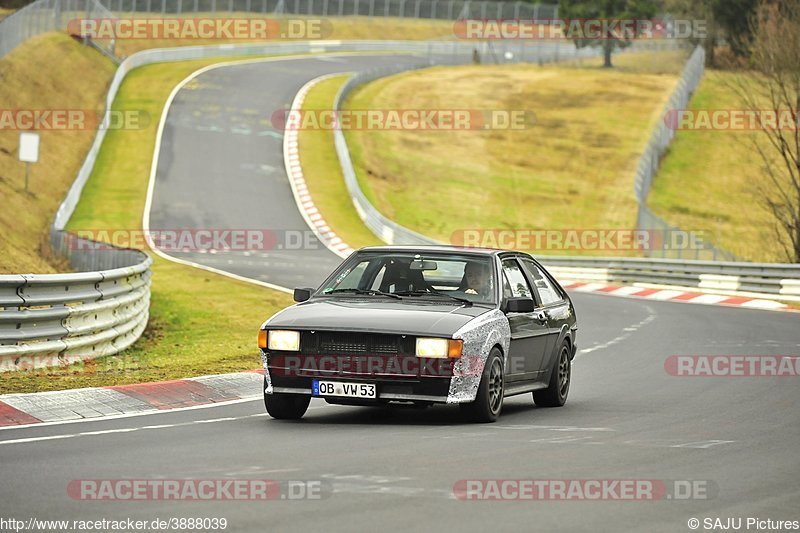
[520,258,563,305]
[501,259,533,299]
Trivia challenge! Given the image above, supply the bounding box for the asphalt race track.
[1,55,799,533]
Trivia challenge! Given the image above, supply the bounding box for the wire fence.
[0,0,560,59]
[631,45,737,261]
[0,0,116,57]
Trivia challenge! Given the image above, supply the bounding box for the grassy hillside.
[648,70,785,262]
[342,62,679,254]
[0,33,116,273]
[1,44,293,393]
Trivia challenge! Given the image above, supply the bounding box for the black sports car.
[257,246,577,422]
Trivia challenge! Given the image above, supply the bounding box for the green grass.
[648,70,786,262]
[2,55,293,394]
[298,74,382,249]
[341,63,679,255]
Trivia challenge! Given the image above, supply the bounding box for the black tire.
[533,341,571,407]
[264,389,311,420]
[461,347,504,423]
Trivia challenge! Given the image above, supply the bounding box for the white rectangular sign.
[19,132,40,163]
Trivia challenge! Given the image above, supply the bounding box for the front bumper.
[267,374,452,403]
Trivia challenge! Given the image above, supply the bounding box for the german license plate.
[313,380,376,399]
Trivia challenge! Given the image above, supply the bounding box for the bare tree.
[732,0,800,262]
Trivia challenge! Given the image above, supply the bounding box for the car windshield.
[317,252,497,304]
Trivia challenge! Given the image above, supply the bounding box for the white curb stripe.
[281,73,354,260]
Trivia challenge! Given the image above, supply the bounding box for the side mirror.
[503,297,535,313]
[293,287,314,302]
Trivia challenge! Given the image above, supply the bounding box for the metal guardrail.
[0,236,152,371]
[539,256,800,301]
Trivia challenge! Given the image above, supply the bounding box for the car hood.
[264,298,495,337]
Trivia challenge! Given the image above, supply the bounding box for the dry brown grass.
[344,64,678,254]
[105,14,455,56]
[0,32,116,273]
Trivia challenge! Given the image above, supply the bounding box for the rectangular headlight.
[416,338,462,359]
[267,330,300,351]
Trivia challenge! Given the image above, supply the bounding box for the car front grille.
[300,331,411,355]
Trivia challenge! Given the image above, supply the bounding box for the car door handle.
[534,311,548,323]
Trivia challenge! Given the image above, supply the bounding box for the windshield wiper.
[325,288,402,300]
[395,289,473,306]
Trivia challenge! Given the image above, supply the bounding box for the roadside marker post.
[19,131,39,192]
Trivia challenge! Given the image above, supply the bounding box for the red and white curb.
[0,371,265,428]
[283,74,355,259]
[560,280,791,311]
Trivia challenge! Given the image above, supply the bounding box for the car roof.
[356,245,520,257]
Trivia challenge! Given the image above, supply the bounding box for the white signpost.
[19,132,39,192]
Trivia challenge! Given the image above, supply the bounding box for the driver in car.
[463,261,492,297]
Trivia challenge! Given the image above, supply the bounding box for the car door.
[501,257,550,382]
[519,257,570,372]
